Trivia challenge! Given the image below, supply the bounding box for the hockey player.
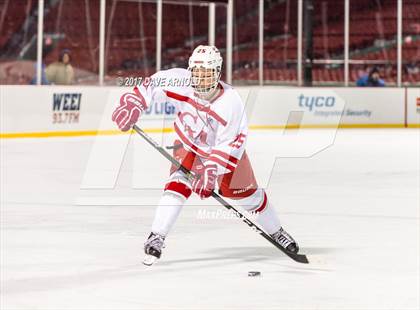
[112,45,299,265]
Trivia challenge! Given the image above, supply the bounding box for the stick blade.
[290,253,309,264]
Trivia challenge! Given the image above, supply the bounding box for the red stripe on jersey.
[208,156,236,172]
[166,91,198,108]
[208,153,237,168]
[165,90,227,126]
[164,181,192,199]
[174,123,209,158]
[254,192,268,213]
[208,110,227,126]
[211,149,239,165]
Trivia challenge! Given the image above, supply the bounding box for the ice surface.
[1,129,419,310]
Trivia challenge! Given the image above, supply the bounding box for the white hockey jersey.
[137,68,248,175]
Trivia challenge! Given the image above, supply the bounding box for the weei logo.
[52,93,81,124]
[298,93,371,118]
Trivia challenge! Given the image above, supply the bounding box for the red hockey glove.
[112,86,147,132]
[192,163,217,199]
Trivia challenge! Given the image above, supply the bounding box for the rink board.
[406,87,420,127]
[0,85,418,138]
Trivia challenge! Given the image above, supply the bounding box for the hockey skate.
[143,232,165,266]
[271,227,299,254]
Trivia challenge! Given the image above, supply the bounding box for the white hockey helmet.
[188,45,223,97]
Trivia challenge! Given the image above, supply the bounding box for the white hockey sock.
[256,201,281,235]
[151,192,186,236]
[238,189,282,235]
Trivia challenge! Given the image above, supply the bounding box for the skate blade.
[143,254,158,266]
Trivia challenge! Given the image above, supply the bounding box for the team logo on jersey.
[179,111,198,139]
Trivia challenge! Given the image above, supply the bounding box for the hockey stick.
[132,125,309,264]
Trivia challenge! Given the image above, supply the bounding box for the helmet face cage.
[189,66,221,97]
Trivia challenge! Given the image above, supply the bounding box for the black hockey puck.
[248,271,261,277]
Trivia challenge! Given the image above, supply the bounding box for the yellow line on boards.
[0,124,416,139]
[249,124,407,129]
[0,128,173,139]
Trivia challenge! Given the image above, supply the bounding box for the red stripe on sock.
[254,192,267,213]
[164,181,192,199]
